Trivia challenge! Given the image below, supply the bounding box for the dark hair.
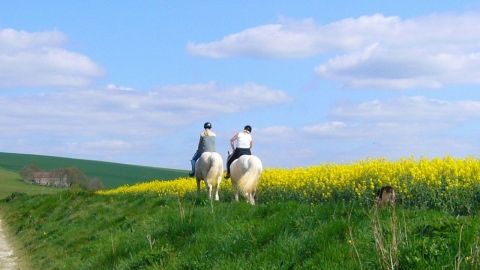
[244,125,252,133]
[204,122,212,129]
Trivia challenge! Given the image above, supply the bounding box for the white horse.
[195,152,224,201]
[230,155,263,205]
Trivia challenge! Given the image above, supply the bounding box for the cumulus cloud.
[66,139,134,154]
[186,15,395,58]
[0,82,289,137]
[187,19,330,58]
[315,43,480,89]
[155,81,290,114]
[0,28,103,88]
[254,126,296,142]
[255,96,480,166]
[0,81,289,164]
[106,84,134,91]
[302,96,480,140]
[189,12,480,89]
[332,96,480,122]
[303,121,349,137]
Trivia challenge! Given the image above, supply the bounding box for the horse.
[195,152,224,201]
[375,185,396,207]
[230,155,263,205]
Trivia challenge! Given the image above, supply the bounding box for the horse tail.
[206,153,223,186]
[238,156,263,195]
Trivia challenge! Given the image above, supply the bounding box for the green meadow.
[0,152,188,188]
[1,153,480,269]
[1,191,480,270]
[0,167,61,199]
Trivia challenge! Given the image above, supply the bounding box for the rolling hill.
[0,152,188,188]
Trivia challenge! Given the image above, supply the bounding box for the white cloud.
[154,81,290,113]
[0,82,289,137]
[0,28,103,88]
[332,96,480,122]
[304,96,480,140]
[187,15,398,58]
[188,12,480,89]
[255,125,295,142]
[0,28,66,51]
[303,121,348,137]
[106,84,134,91]
[0,81,289,166]
[67,139,134,153]
[61,140,142,163]
[187,19,328,58]
[315,43,480,89]
[255,96,480,166]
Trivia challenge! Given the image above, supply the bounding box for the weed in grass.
[347,205,363,270]
[454,225,464,270]
[110,232,116,255]
[468,234,480,268]
[371,204,402,270]
[146,234,155,250]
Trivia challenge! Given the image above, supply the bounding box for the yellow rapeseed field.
[98,156,480,203]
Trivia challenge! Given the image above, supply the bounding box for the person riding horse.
[225,125,253,179]
[189,122,216,177]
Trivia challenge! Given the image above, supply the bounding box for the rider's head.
[244,125,252,133]
[204,122,212,129]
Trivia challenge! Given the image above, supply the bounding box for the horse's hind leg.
[249,194,255,205]
[244,192,250,204]
[207,183,213,200]
[212,185,219,201]
[214,182,220,201]
[234,190,239,202]
[250,191,256,205]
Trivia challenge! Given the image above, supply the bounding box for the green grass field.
[0,152,188,188]
[1,153,480,269]
[0,167,61,199]
[1,191,479,269]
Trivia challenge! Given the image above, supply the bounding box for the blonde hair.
[202,129,215,137]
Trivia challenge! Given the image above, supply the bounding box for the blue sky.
[1,1,480,169]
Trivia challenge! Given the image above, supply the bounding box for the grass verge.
[1,191,480,269]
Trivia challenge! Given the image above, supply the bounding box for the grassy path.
[0,218,16,270]
[0,166,60,270]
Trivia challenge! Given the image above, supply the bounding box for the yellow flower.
[97,156,480,203]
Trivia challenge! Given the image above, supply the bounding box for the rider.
[225,125,253,178]
[189,122,216,177]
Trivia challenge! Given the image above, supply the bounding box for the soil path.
[0,218,17,270]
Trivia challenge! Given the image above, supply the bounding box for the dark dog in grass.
[375,186,396,207]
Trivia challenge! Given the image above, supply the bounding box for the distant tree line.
[20,164,104,191]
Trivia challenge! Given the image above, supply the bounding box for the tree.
[20,164,41,182]
[85,177,104,191]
